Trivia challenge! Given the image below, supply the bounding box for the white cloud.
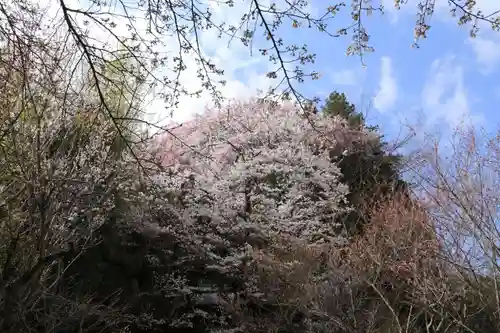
[381,0,404,24]
[421,57,477,129]
[139,2,278,126]
[373,56,397,112]
[468,36,500,74]
[381,0,440,24]
[383,0,499,26]
[36,0,291,127]
[331,69,357,85]
[469,0,500,16]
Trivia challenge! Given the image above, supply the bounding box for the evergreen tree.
[321,91,364,129]
[321,91,408,236]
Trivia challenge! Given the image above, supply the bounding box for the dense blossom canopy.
[156,100,379,246]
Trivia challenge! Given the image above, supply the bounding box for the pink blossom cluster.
[154,99,378,245]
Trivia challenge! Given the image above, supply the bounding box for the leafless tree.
[0,15,158,331]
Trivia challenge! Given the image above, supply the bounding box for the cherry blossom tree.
[156,99,383,246]
[130,99,379,331]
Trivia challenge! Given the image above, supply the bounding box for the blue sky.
[50,0,499,144]
[290,0,500,143]
[156,0,500,147]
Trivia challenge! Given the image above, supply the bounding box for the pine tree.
[321,91,364,129]
[321,91,408,236]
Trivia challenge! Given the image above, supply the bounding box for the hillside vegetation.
[0,8,499,333]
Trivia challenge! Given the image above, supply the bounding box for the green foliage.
[321,91,408,235]
[321,91,364,129]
